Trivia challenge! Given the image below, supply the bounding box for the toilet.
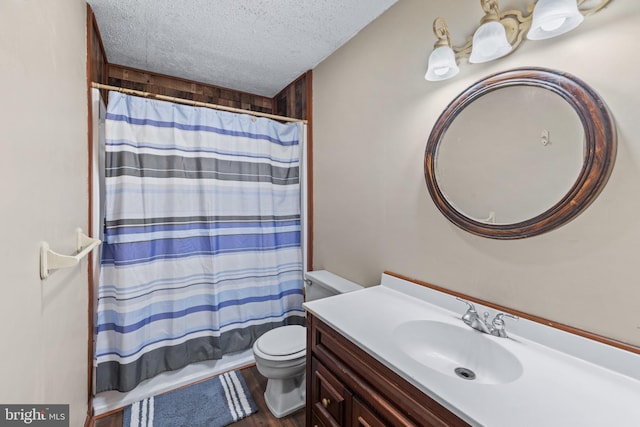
[252,270,363,418]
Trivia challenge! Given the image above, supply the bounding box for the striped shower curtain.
[95,91,304,393]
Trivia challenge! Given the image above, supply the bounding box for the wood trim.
[305,70,314,272]
[89,7,108,72]
[306,311,315,427]
[93,408,123,422]
[85,5,95,426]
[384,271,640,355]
[88,6,108,100]
[86,6,109,426]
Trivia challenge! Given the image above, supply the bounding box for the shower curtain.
[95,91,305,393]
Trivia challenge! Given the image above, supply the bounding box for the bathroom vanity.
[304,272,640,427]
[307,313,468,426]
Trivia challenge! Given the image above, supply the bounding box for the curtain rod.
[91,82,307,124]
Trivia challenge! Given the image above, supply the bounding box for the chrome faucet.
[456,297,518,338]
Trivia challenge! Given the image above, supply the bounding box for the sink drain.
[454,367,476,380]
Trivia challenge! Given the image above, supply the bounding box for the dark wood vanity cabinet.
[306,313,470,427]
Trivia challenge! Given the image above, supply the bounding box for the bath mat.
[122,370,258,427]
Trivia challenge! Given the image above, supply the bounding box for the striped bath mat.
[123,370,258,427]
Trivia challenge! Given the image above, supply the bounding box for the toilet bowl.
[252,270,363,418]
[252,325,307,418]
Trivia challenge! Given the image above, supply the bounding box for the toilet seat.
[256,325,306,359]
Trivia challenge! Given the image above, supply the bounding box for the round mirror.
[424,68,616,239]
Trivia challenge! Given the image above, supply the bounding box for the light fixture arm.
[577,0,611,16]
[432,17,452,49]
[479,0,501,24]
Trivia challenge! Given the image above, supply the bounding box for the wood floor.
[93,365,305,427]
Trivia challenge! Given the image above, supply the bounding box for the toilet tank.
[304,270,363,301]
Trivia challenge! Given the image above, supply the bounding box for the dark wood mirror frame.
[424,67,617,239]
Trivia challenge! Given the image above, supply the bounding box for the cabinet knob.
[321,397,331,408]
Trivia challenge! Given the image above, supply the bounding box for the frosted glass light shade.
[425,46,460,81]
[528,0,584,40]
[469,21,513,63]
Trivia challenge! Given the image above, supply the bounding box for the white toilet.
[252,270,363,418]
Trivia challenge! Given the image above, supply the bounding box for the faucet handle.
[493,313,519,323]
[491,313,519,337]
[456,297,477,312]
[456,297,478,326]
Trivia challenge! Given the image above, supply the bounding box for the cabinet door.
[311,411,328,427]
[311,357,351,427]
[352,397,389,427]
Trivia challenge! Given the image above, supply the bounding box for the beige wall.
[0,0,88,424]
[312,0,640,347]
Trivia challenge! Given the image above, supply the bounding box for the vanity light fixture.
[425,0,612,81]
[425,18,460,81]
[468,0,512,63]
[528,0,584,40]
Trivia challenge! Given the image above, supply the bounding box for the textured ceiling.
[87,0,398,97]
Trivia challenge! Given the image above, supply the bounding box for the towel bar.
[40,228,102,279]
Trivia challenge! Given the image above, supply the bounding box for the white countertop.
[304,273,640,427]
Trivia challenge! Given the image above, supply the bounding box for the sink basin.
[394,320,523,385]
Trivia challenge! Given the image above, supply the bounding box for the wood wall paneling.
[107,65,274,114]
[273,72,308,120]
[273,71,313,270]
[88,5,108,96]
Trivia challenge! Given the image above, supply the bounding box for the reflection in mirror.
[424,68,616,239]
[436,86,584,225]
